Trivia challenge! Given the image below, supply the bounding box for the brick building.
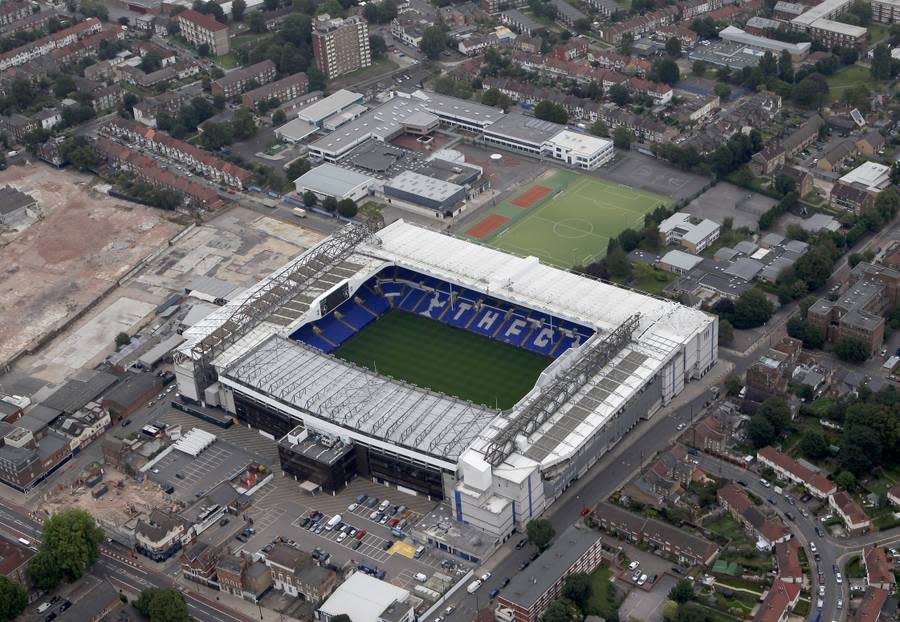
[311,15,371,79]
[176,10,229,56]
[211,60,277,98]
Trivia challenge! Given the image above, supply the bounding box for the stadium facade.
[175,221,717,546]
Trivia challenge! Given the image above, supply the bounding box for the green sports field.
[463,170,670,269]
[333,310,551,409]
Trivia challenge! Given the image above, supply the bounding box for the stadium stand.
[290,267,595,357]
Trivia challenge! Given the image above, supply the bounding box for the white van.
[467,579,482,594]
[414,572,428,582]
[292,207,307,218]
[325,514,342,530]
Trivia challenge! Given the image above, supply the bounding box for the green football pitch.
[333,310,552,409]
[463,171,670,269]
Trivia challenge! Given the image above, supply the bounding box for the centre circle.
[553,218,594,239]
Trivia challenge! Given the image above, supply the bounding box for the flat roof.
[385,169,464,202]
[839,161,891,192]
[502,524,599,608]
[719,25,811,54]
[808,17,867,36]
[275,117,319,142]
[294,162,375,197]
[790,0,852,24]
[299,89,364,124]
[546,130,612,156]
[318,573,409,622]
[484,112,565,145]
[660,249,704,271]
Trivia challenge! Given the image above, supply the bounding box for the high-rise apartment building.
[311,15,371,80]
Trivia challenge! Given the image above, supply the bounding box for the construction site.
[0,164,182,371]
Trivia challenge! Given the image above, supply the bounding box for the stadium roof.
[224,335,494,463]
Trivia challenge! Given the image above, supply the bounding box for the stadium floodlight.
[482,313,640,467]
[189,222,378,394]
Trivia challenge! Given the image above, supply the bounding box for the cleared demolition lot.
[0,165,181,370]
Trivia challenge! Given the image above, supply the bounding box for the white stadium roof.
[180,221,714,470]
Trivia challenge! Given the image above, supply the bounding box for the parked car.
[355,530,366,539]
[638,574,648,586]
[628,561,640,571]
[518,560,530,571]
[481,572,492,582]
[515,538,528,549]
[348,503,358,512]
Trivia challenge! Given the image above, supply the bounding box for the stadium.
[175,220,717,548]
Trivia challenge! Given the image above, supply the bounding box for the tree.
[53,74,76,98]
[652,57,680,85]
[778,49,794,82]
[322,196,338,213]
[272,109,286,125]
[663,600,680,622]
[774,173,796,196]
[618,32,634,55]
[421,26,448,60]
[834,470,856,491]
[669,579,694,604]
[249,10,267,32]
[541,598,580,622]
[303,190,317,206]
[608,83,629,106]
[369,33,387,59]
[665,37,682,57]
[0,577,28,622]
[799,429,829,459]
[604,245,632,280]
[199,122,234,150]
[871,44,891,80]
[692,60,707,77]
[115,332,131,348]
[526,518,555,550]
[140,50,163,73]
[590,119,609,137]
[613,127,632,150]
[233,107,257,139]
[718,318,734,346]
[232,0,246,20]
[562,573,591,609]
[28,509,104,590]
[307,66,326,91]
[285,158,310,181]
[60,136,102,171]
[794,74,829,108]
[748,414,776,448]
[834,336,870,363]
[714,83,731,100]
[197,42,211,57]
[534,100,568,124]
[135,588,191,622]
[337,198,358,218]
[731,288,774,329]
[757,396,791,431]
[724,373,742,396]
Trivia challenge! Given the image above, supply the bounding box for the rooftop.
[385,169,465,202]
[839,161,892,193]
[317,573,409,622]
[294,162,375,197]
[501,524,599,608]
[299,89,364,124]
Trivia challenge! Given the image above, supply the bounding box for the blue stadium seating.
[291,266,594,357]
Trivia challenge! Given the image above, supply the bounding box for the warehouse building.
[293,162,375,202]
[383,170,467,212]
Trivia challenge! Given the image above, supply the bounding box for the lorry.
[325,514,342,530]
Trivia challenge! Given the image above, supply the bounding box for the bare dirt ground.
[0,165,181,369]
[40,464,174,529]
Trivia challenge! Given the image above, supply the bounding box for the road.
[0,502,253,622]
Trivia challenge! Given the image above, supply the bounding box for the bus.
[142,425,161,438]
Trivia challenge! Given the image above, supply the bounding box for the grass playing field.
[333,310,551,409]
[463,170,670,269]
